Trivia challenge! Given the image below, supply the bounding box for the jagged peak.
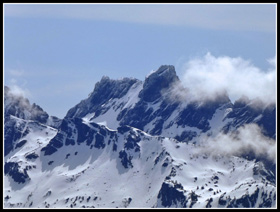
[140,65,179,102]
[66,76,140,119]
[146,65,176,79]
[90,76,139,99]
[233,95,250,108]
[97,75,139,84]
[5,85,31,110]
[4,85,49,123]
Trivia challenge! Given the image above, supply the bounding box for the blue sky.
[4,3,276,118]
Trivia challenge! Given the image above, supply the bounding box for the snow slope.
[4,118,276,208]
[4,65,276,208]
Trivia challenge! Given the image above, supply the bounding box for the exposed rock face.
[156,182,187,208]
[139,65,179,102]
[4,86,49,123]
[64,65,275,142]
[223,97,276,138]
[4,86,61,156]
[4,65,276,208]
[66,77,139,119]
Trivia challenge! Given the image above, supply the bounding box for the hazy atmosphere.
[4,3,277,209]
[4,3,276,118]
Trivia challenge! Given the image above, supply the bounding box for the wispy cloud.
[4,3,276,32]
[7,84,31,98]
[172,52,276,104]
[8,69,24,77]
[5,69,30,98]
[267,55,276,68]
[195,123,276,163]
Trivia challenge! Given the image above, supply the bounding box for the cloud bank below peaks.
[195,123,276,163]
[175,52,276,104]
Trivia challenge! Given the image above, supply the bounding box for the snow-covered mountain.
[4,65,276,208]
[4,86,61,157]
[66,65,275,139]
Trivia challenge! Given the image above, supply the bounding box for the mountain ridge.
[4,65,276,208]
[65,65,275,140]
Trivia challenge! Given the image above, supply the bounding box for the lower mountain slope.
[4,117,276,208]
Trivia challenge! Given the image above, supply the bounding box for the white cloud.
[4,3,276,32]
[8,84,31,98]
[196,124,276,162]
[5,68,30,98]
[175,52,276,104]
[267,55,276,68]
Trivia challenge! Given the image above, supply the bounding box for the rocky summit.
[4,65,276,208]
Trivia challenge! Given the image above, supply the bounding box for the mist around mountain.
[3,65,276,208]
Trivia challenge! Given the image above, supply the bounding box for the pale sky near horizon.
[3,3,276,118]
